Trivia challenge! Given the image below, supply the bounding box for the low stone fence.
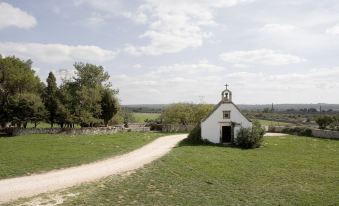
[267,126,286,133]
[3,125,151,136]
[311,129,339,139]
[126,123,150,132]
[162,124,195,133]
[268,126,339,140]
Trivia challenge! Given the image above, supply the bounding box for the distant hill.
[122,104,167,113]
[237,103,339,112]
[123,103,339,113]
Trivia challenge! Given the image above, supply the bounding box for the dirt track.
[0,134,187,204]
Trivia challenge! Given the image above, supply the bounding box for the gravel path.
[0,134,187,204]
[264,132,288,136]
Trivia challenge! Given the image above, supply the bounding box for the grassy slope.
[133,113,160,123]
[62,136,339,206]
[0,132,163,179]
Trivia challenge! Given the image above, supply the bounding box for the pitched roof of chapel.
[201,101,252,123]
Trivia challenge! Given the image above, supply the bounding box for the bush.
[185,124,203,144]
[315,116,333,129]
[235,121,265,149]
[281,127,313,137]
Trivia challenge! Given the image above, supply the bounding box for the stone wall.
[267,126,286,133]
[3,125,151,136]
[311,129,339,139]
[268,126,339,140]
[125,123,151,132]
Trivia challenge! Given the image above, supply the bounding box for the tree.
[330,115,339,131]
[161,103,194,125]
[315,116,333,130]
[0,55,45,127]
[54,62,118,127]
[161,103,213,125]
[9,93,46,128]
[44,72,59,127]
[111,108,136,125]
[192,104,214,123]
[100,89,119,126]
[73,62,110,87]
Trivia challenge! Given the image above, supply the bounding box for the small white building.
[201,86,252,144]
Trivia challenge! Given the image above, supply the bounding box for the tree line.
[0,55,119,128]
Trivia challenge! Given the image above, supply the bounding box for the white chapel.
[201,85,252,144]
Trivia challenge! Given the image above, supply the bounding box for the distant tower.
[221,83,232,102]
[271,103,274,112]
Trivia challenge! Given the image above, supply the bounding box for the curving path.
[0,134,187,204]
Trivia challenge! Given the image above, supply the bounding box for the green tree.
[44,72,59,128]
[55,81,78,127]
[111,108,136,125]
[330,115,339,131]
[315,116,333,129]
[161,103,194,125]
[192,104,214,123]
[100,89,119,126]
[0,55,45,127]
[161,103,213,125]
[73,62,110,87]
[55,62,118,127]
[9,93,46,128]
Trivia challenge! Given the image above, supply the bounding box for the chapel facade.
[201,85,252,143]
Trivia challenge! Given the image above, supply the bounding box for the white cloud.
[223,67,339,103]
[259,24,298,33]
[73,0,120,12]
[32,67,40,73]
[87,12,107,25]
[74,0,255,55]
[122,10,148,24]
[326,24,339,35]
[110,61,226,103]
[220,49,306,65]
[53,68,76,82]
[132,64,142,69]
[124,0,254,56]
[0,42,118,63]
[0,2,37,29]
[110,61,339,104]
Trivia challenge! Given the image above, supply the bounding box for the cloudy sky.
[1,0,339,104]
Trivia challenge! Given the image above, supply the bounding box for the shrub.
[185,124,203,144]
[281,127,313,137]
[315,116,333,129]
[235,121,265,149]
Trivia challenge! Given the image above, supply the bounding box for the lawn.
[0,132,164,179]
[133,113,160,123]
[56,135,339,206]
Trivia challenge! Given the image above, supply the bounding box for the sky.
[0,0,339,105]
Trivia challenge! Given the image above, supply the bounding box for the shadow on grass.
[0,133,11,138]
[177,137,237,148]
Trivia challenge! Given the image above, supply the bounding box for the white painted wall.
[201,103,252,144]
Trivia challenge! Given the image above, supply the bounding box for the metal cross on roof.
[225,83,229,90]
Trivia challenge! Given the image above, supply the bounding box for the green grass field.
[55,135,339,206]
[133,113,160,123]
[0,132,164,179]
